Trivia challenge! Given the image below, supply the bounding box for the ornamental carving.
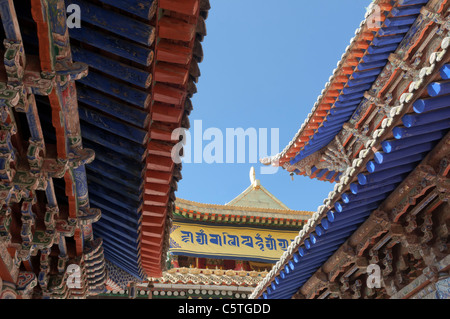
[158,267,264,287]
[0,206,11,242]
[388,53,420,80]
[0,152,15,182]
[351,279,362,299]
[382,248,394,276]
[327,244,356,282]
[353,210,390,255]
[420,7,450,30]
[27,138,45,175]
[283,151,326,175]
[325,135,352,172]
[68,147,95,169]
[22,70,54,96]
[400,234,422,260]
[342,121,372,144]
[363,91,393,116]
[3,39,25,84]
[16,271,37,297]
[302,270,328,299]
[41,157,68,178]
[55,60,89,82]
[0,82,20,108]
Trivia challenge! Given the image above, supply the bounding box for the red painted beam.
[141,237,164,247]
[151,103,183,123]
[154,62,189,85]
[143,194,169,207]
[159,16,196,42]
[142,205,167,218]
[146,154,174,172]
[142,215,165,227]
[153,83,186,106]
[145,170,172,184]
[142,225,164,238]
[147,140,174,158]
[150,127,178,142]
[159,0,199,16]
[157,40,192,65]
[144,183,170,196]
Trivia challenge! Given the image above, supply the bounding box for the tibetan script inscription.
[171,221,298,262]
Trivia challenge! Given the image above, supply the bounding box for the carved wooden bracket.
[351,279,363,299]
[388,53,420,79]
[292,292,306,299]
[343,121,372,143]
[324,243,356,282]
[300,269,328,299]
[351,210,390,256]
[363,91,393,116]
[420,6,450,30]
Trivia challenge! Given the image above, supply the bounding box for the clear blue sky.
[176,1,370,212]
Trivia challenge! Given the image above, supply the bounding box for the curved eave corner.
[261,0,434,184]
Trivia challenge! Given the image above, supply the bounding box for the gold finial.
[250,166,256,185]
[250,166,260,188]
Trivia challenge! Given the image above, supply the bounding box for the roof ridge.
[175,198,314,215]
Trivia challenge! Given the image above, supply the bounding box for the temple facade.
[95,168,313,299]
[252,0,450,300]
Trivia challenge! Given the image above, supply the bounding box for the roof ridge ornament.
[249,166,260,188]
[260,155,280,167]
[250,166,256,185]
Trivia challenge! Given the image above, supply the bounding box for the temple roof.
[60,0,209,280]
[175,198,312,223]
[251,0,450,299]
[226,167,290,210]
[226,183,288,210]
[260,0,434,184]
[175,168,313,227]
